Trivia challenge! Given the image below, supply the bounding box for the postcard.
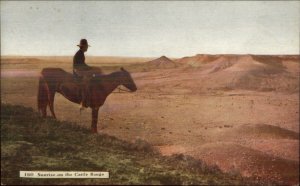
[1,1,299,185]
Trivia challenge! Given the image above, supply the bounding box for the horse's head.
[119,67,137,92]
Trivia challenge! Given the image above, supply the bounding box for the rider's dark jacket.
[73,49,88,69]
[73,49,91,77]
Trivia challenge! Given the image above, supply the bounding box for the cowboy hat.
[77,39,91,47]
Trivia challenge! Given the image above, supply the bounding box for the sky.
[1,1,299,58]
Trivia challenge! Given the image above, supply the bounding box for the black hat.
[77,39,90,47]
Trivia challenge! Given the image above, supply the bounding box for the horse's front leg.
[91,107,100,133]
[49,90,57,119]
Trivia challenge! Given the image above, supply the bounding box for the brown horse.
[37,67,137,133]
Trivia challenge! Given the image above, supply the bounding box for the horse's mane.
[91,70,123,82]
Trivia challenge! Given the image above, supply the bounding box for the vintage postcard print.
[1,1,299,185]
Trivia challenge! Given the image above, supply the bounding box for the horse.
[37,67,137,133]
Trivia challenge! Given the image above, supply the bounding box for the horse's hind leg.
[48,91,57,119]
[41,107,47,118]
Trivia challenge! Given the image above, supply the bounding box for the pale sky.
[1,1,299,57]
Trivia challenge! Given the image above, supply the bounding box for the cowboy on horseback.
[73,39,92,109]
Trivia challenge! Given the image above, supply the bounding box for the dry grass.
[1,103,262,185]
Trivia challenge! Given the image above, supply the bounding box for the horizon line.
[1,53,299,59]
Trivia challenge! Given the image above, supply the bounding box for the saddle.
[73,71,83,82]
[72,67,103,108]
[72,71,91,107]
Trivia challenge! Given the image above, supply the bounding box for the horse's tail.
[37,75,49,116]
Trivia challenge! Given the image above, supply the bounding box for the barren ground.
[1,55,299,184]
